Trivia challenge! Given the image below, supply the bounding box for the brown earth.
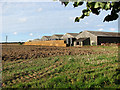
[2,45,116,61]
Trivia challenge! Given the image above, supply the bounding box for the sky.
[0,1,119,42]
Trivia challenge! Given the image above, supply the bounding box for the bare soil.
[2,45,115,61]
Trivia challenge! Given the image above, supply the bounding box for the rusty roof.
[87,31,120,37]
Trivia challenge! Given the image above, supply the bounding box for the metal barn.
[76,30,120,46]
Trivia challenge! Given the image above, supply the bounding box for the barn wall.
[24,40,66,47]
[97,36,120,45]
[76,31,97,45]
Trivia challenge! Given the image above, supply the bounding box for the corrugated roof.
[53,34,63,38]
[67,33,79,37]
[44,36,51,38]
[87,31,120,37]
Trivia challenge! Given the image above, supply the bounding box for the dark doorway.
[76,42,79,45]
[66,38,76,46]
[97,36,120,45]
[83,38,90,45]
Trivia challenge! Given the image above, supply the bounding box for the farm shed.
[50,34,63,40]
[74,38,90,46]
[41,36,51,41]
[61,33,79,40]
[76,30,120,46]
[61,33,79,46]
[33,39,41,41]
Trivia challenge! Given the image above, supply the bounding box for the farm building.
[33,39,41,41]
[41,36,51,41]
[75,30,120,46]
[50,34,63,40]
[61,33,80,46]
[74,38,90,46]
[61,33,79,40]
[24,30,120,47]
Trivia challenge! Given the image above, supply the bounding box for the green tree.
[60,0,120,22]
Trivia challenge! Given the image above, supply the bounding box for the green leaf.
[94,2,100,8]
[111,2,115,7]
[78,2,84,6]
[90,8,100,15]
[99,2,106,9]
[104,2,111,10]
[62,2,69,7]
[73,2,78,7]
[112,13,119,20]
[103,13,118,22]
[73,2,83,8]
[103,14,110,22]
[87,2,96,8]
[82,9,91,16]
[75,17,80,22]
[80,15,85,19]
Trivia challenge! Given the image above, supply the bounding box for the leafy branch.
[60,1,120,22]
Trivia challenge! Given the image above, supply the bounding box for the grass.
[2,45,120,88]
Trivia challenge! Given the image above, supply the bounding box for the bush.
[19,42,24,45]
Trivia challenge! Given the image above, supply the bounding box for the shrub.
[19,42,24,45]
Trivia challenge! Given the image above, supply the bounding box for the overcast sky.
[1,1,118,42]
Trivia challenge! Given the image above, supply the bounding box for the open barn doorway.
[97,36,120,45]
[66,38,76,46]
[74,38,90,46]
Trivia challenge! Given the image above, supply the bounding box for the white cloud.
[29,33,33,36]
[110,28,116,31]
[98,28,104,31]
[37,8,42,12]
[13,32,17,35]
[18,17,27,23]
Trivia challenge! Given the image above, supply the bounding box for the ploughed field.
[2,45,106,61]
[2,45,120,88]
